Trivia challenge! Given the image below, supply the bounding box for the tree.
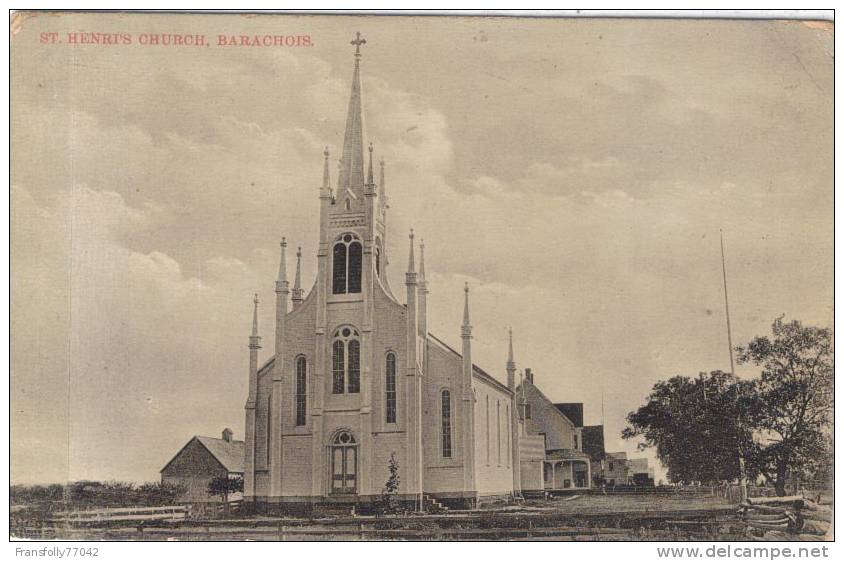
[380,452,400,514]
[207,475,244,513]
[737,317,833,496]
[623,370,754,484]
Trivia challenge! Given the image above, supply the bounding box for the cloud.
[11,184,266,483]
[10,15,832,484]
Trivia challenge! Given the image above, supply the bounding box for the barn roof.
[160,435,245,474]
[195,436,245,473]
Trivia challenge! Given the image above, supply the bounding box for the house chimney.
[525,368,533,384]
[222,428,233,442]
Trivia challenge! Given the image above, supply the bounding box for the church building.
[242,34,528,512]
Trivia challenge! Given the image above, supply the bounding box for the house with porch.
[517,370,591,493]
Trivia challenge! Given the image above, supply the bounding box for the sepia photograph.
[8,10,834,544]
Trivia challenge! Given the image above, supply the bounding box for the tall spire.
[292,246,304,305]
[337,32,367,198]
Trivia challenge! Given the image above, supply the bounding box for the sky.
[10,13,833,484]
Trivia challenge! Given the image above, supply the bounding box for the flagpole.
[720,229,747,502]
[720,230,736,376]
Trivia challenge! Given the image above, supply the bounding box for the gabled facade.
[241,35,523,512]
[516,371,591,492]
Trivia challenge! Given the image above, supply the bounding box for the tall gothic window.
[266,394,272,464]
[497,400,501,466]
[441,390,452,458]
[295,356,307,426]
[506,404,511,468]
[347,340,360,393]
[332,326,360,394]
[332,243,346,294]
[375,245,382,278]
[485,396,490,465]
[332,233,362,294]
[385,353,397,423]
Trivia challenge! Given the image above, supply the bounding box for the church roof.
[427,333,512,395]
[254,335,513,395]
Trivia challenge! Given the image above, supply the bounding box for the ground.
[485,492,731,515]
[12,491,831,541]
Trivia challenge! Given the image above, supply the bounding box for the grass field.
[15,491,831,541]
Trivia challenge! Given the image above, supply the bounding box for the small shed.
[160,428,245,503]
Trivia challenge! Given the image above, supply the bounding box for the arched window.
[506,404,511,468]
[332,326,360,394]
[332,233,362,295]
[441,390,452,458]
[266,394,272,464]
[485,396,490,465]
[385,353,397,423]
[332,243,347,294]
[497,400,501,466]
[295,356,307,426]
[344,198,352,211]
[331,430,357,494]
[347,340,360,393]
[375,246,381,278]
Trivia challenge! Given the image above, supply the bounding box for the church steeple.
[337,32,367,201]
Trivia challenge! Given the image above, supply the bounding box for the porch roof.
[545,448,591,461]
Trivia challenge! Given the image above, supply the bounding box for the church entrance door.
[330,431,357,494]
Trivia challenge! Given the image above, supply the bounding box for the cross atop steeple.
[351,31,366,57]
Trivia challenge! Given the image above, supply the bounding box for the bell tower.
[310,32,392,498]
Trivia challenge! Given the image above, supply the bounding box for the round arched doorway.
[330,430,357,495]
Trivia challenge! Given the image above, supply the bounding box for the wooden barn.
[160,428,244,503]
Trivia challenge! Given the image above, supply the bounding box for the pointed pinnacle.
[367,143,375,185]
[463,282,471,327]
[419,239,426,279]
[407,229,416,273]
[507,326,515,365]
[277,238,288,283]
[293,246,303,292]
[251,293,260,337]
[322,146,331,191]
